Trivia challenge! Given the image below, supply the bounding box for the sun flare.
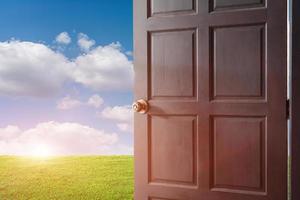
[28,144,54,158]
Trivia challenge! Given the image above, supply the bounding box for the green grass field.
[0,156,134,200]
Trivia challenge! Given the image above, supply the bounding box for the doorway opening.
[0,1,134,199]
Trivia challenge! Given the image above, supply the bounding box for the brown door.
[133,0,287,200]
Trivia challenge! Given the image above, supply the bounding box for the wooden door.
[134,0,287,200]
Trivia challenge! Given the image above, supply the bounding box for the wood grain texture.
[150,115,197,186]
[213,0,264,10]
[134,0,287,199]
[150,0,195,16]
[212,116,265,192]
[212,25,265,100]
[150,29,196,99]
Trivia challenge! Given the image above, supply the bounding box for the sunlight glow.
[28,144,54,158]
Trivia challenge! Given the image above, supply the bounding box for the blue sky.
[0,0,134,156]
[0,0,133,50]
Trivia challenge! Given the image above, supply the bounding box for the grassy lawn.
[0,156,134,200]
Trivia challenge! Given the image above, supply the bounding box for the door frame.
[291,0,300,199]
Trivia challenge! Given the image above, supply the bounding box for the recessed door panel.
[212,25,265,101]
[212,0,264,11]
[150,115,197,186]
[212,116,266,194]
[150,30,196,100]
[150,198,179,200]
[150,0,195,16]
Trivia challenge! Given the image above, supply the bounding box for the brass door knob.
[132,99,149,114]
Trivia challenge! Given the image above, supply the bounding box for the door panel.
[212,25,265,100]
[134,0,287,199]
[150,0,195,16]
[150,198,178,200]
[212,116,265,193]
[150,115,197,186]
[150,29,196,99]
[212,0,264,11]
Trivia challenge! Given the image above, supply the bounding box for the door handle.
[132,99,149,114]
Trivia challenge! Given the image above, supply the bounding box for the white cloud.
[0,125,21,141]
[55,32,71,45]
[87,94,104,108]
[57,96,82,110]
[57,94,104,110]
[0,40,71,97]
[0,121,120,155]
[117,123,132,132]
[101,105,133,133]
[77,33,95,52]
[110,144,133,155]
[0,39,133,97]
[72,42,133,91]
[101,105,132,122]
[125,51,133,56]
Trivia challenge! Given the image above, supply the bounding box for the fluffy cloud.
[101,105,132,122]
[72,42,133,91]
[0,125,21,141]
[117,123,132,132]
[0,38,133,97]
[0,121,120,155]
[125,51,133,56]
[77,33,95,52]
[101,105,133,132]
[87,94,104,108]
[57,94,104,110]
[57,96,82,110]
[0,40,71,97]
[55,32,71,45]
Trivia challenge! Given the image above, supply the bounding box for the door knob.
[132,99,149,114]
